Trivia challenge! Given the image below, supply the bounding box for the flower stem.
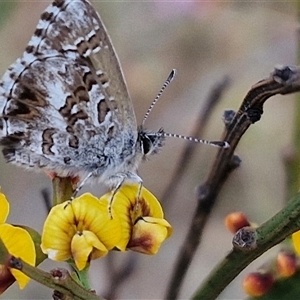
[72,264,92,291]
[192,191,300,300]
[52,176,74,205]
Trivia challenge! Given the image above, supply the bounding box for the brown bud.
[243,271,274,297]
[224,212,250,234]
[276,250,297,278]
[0,265,15,294]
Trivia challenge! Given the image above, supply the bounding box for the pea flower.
[41,193,121,270]
[292,231,300,255]
[41,184,172,270]
[0,192,36,292]
[107,184,173,254]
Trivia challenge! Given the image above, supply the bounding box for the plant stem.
[52,176,74,205]
[192,191,300,300]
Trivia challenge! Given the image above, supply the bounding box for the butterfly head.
[138,127,165,159]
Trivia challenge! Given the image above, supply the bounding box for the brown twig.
[161,76,231,207]
[103,252,137,300]
[8,256,103,300]
[165,65,300,300]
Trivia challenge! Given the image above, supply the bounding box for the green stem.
[70,262,92,291]
[52,176,74,205]
[77,267,91,290]
[9,257,104,300]
[192,191,300,300]
[284,61,300,199]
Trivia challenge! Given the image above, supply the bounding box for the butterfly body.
[0,0,164,185]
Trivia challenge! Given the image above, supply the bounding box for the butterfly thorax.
[99,126,166,181]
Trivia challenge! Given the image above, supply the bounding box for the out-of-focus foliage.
[0,3,16,28]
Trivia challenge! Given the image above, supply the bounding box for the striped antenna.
[142,69,176,126]
[162,132,230,148]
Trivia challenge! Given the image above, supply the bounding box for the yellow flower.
[292,231,300,255]
[41,185,172,268]
[127,217,172,254]
[0,192,36,291]
[41,193,121,270]
[0,192,9,223]
[106,184,172,254]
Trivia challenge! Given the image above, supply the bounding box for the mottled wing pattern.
[0,0,137,177]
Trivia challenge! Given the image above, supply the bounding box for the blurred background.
[0,1,297,299]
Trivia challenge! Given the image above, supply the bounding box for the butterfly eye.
[141,135,152,156]
[140,129,165,158]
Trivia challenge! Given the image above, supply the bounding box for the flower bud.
[225,212,250,234]
[276,250,297,278]
[243,271,274,297]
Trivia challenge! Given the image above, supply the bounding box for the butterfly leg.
[134,181,143,213]
[71,172,93,199]
[58,173,93,210]
[108,173,127,218]
[108,172,143,218]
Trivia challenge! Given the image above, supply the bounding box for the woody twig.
[165,65,300,300]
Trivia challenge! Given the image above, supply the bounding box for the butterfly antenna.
[142,69,176,126]
[162,132,230,148]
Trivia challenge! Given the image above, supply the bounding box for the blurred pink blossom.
[154,1,217,20]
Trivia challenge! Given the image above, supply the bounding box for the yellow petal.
[72,194,121,249]
[105,184,165,251]
[19,226,47,266]
[127,217,173,255]
[0,224,35,289]
[101,191,132,251]
[292,231,300,255]
[118,184,164,219]
[101,184,169,251]
[71,231,108,270]
[41,193,121,264]
[139,187,164,218]
[41,201,76,261]
[0,193,9,224]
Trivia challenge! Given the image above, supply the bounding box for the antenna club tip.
[224,141,230,148]
[211,140,230,148]
[167,69,177,82]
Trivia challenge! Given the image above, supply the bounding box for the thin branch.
[41,188,51,212]
[192,189,300,299]
[165,65,300,300]
[8,256,104,300]
[103,252,137,300]
[161,76,231,206]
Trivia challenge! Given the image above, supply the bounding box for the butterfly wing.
[32,0,136,130]
[0,0,137,176]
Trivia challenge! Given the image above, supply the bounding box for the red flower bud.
[225,212,250,234]
[243,272,274,297]
[276,250,297,278]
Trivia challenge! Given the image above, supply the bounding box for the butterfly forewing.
[31,0,136,130]
[0,0,138,178]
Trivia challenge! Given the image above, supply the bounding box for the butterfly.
[0,0,228,189]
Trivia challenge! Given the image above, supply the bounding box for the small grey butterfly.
[0,0,228,189]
